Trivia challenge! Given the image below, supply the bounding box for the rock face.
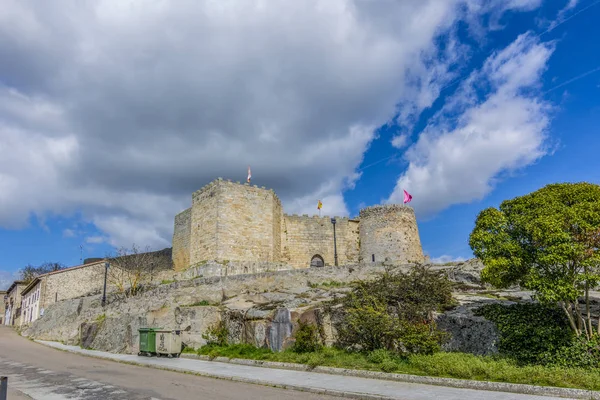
[437,304,500,355]
[23,259,514,357]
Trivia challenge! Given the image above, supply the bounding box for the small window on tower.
[372,254,375,262]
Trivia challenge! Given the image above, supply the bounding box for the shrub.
[540,336,600,369]
[293,321,322,353]
[381,359,398,373]
[367,349,391,364]
[333,265,454,355]
[202,320,229,346]
[474,303,574,365]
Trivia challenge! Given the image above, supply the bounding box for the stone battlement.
[358,204,415,218]
[284,213,355,221]
[192,177,281,205]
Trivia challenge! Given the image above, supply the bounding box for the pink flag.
[403,189,412,204]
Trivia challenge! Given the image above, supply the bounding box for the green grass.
[160,279,176,285]
[191,344,600,391]
[182,300,213,307]
[307,280,345,288]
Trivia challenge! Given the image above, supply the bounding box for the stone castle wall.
[189,182,219,266]
[281,215,359,268]
[172,208,191,270]
[173,178,424,272]
[216,180,282,263]
[359,205,425,264]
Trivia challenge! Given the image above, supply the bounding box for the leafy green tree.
[469,182,600,338]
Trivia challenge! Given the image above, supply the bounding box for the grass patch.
[95,313,106,323]
[194,344,600,391]
[307,280,345,288]
[182,300,213,307]
[160,279,176,285]
[181,346,197,354]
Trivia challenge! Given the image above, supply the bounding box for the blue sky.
[1,0,600,288]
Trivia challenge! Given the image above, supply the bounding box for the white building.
[20,278,42,327]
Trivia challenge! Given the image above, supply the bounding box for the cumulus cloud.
[387,33,554,217]
[0,269,21,290]
[430,255,467,264]
[391,133,410,149]
[0,1,544,249]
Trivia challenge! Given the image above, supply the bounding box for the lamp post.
[331,218,338,266]
[102,261,109,307]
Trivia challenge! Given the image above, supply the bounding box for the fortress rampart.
[172,178,424,272]
[359,205,424,264]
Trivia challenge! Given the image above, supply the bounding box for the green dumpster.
[138,328,158,356]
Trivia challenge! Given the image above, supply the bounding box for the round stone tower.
[359,204,425,265]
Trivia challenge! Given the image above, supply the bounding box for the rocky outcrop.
[23,259,515,356]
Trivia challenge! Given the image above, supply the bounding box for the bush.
[293,321,323,353]
[202,320,229,346]
[540,336,600,369]
[333,265,454,355]
[367,349,391,364]
[474,303,574,365]
[380,359,398,373]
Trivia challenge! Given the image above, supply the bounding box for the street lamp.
[102,261,109,307]
[331,218,338,267]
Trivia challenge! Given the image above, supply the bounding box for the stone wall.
[0,291,5,324]
[281,215,359,268]
[41,261,107,310]
[189,181,220,267]
[359,205,425,264]
[216,180,282,263]
[174,178,425,273]
[172,208,191,271]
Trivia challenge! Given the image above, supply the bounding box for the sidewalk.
[37,341,576,400]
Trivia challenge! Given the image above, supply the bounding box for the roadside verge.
[35,340,595,400]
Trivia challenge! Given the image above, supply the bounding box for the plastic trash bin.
[155,329,182,358]
[138,328,158,356]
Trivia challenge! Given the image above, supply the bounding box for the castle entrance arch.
[310,254,324,268]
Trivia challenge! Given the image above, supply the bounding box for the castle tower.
[172,178,283,271]
[358,204,425,265]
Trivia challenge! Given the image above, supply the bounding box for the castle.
[172,178,425,272]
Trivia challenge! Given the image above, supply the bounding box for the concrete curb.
[180,353,600,400]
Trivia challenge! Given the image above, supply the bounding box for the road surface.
[0,326,342,400]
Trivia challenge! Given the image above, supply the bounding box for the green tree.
[469,182,600,338]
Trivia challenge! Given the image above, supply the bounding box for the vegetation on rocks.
[331,265,455,355]
[474,303,574,365]
[202,320,229,347]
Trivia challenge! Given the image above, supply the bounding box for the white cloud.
[387,33,554,217]
[85,236,107,244]
[430,255,467,264]
[62,229,76,238]
[547,0,579,32]
[391,133,410,149]
[0,269,22,290]
[0,1,544,249]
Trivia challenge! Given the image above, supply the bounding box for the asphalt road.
[0,326,343,400]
